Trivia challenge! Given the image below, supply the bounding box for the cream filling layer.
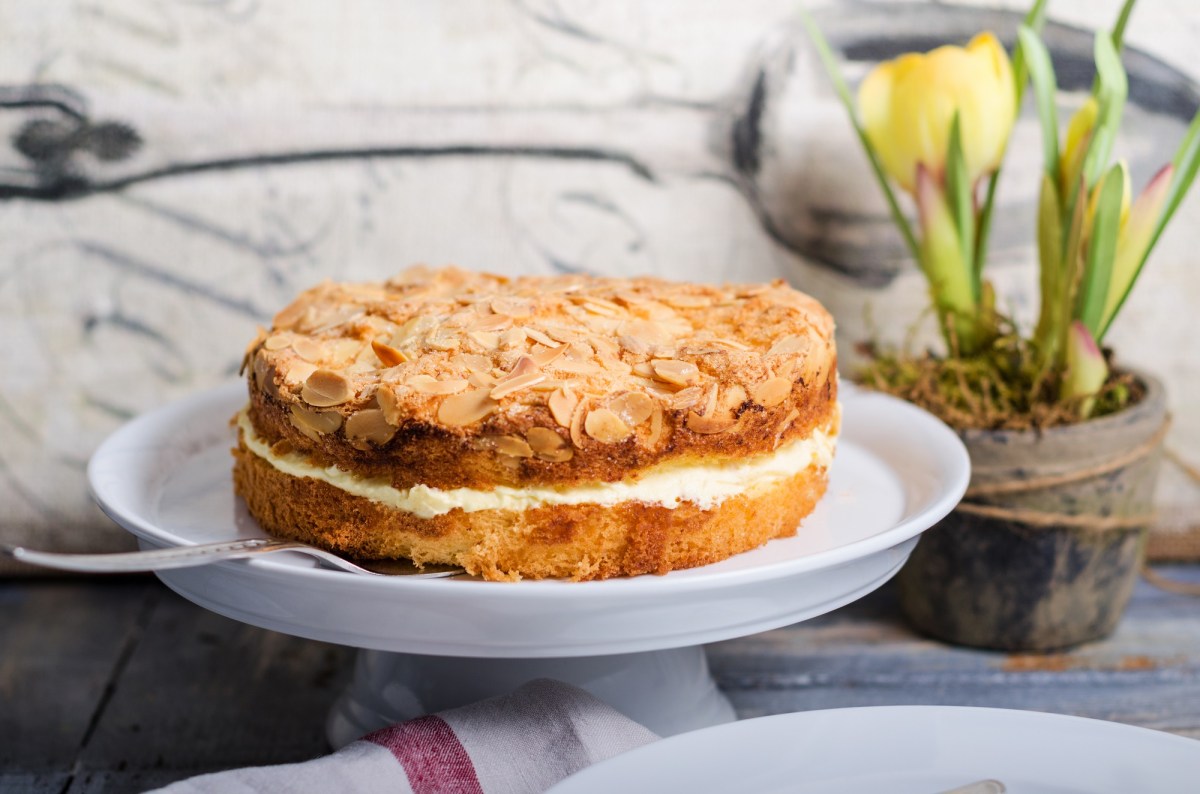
[237,409,837,519]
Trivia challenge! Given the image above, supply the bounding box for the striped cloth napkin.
[150,679,660,793]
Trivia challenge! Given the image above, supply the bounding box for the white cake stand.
[88,382,968,746]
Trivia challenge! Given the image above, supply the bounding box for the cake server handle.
[0,539,462,577]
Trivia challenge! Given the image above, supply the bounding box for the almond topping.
[407,375,470,396]
[263,333,290,351]
[609,392,654,426]
[490,371,545,399]
[530,344,567,367]
[585,407,631,443]
[471,314,514,332]
[651,359,699,387]
[377,386,404,426]
[284,360,318,385]
[646,406,664,448]
[371,340,408,368]
[344,408,396,446]
[289,404,343,441]
[687,386,736,434]
[426,332,460,351]
[525,327,558,347]
[767,334,811,357]
[273,300,308,329]
[569,396,590,448]
[299,369,350,406]
[753,376,792,407]
[491,297,533,318]
[438,388,498,426]
[631,362,657,378]
[292,336,325,362]
[669,386,704,410]
[500,326,527,349]
[526,427,574,462]
[492,434,534,458]
[468,331,500,350]
[509,355,540,377]
[618,335,651,356]
[454,353,495,373]
[548,387,579,428]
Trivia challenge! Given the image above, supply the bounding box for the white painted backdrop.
[1,0,1196,564]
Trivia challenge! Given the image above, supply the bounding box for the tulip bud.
[1063,321,1108,418]
[858,33,1016,193]
[1101,164,1174,331]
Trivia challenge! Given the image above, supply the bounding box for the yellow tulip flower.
[858,33,1017,193]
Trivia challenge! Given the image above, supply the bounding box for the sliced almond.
[585,407,631,443]
[509,355,539,377]
[377,386,404,426]
[289,404,343,441]
[371,340,408,368]
[548,387,579,428]
[468,371,498,388]
[688,386,736,434]
[468,330,500,350]
[753,376,792,407]
[526,427,574,462]
[301,369,353,406]
[263,333,290,351]
[407,375,470,396]
[344,408,397,447]
[530,343,567,367]
[669,386,705,410]
[292,336,325,363]
[453,353,495,373]
[618,334,651,356]
[651,359,699,387]
[525,327,558,347]
[253,353,281,398]
[569,396,590,448]
[471,313,514,332]
[609,392,654,426]
[646,406,664,448]
[767,334,811,357]
[720,384,748,414]
[490,371,545,399]
[492,434,534,458]
[631,361,657,378]
[438,388,498,426]
[491,297,533,318]
[500,326,527,349]
[426,333,461,352]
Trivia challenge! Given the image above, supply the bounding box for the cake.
[233,267,839,581]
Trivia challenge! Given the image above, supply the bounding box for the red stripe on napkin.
[366,715,484,794]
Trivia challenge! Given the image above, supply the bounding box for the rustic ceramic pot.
[896,373,1167,651]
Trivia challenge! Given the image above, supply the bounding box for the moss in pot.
[806,0,1198,650]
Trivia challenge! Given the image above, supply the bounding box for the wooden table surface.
[3,566,1199,793]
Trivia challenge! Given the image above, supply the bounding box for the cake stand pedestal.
[327,646,734,746]
[89,382,968,749]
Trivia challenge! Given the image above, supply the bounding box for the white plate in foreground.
[549,706,1200,794]
[88,382,967,657]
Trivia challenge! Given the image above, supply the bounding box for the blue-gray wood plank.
[1,567,1197,793]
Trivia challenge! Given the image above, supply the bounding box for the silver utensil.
[1,538,463,578]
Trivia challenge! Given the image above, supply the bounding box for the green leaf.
[1018,25,1060,178]
[1034,172,1064,360]
[1102,108,1200,335]
[799,10,921,263]
[1077,163,1126,335]
[944,113,977,300]
[1084,32,1129,186]
[977,0,1049,274]
[1111,0,1137,52]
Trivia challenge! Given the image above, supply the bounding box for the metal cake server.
[1,538,464,578]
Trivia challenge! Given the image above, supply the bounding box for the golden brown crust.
[242,267,837,489]
[232,439,829,581]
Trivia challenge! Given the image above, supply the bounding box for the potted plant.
[804,0,1200,651]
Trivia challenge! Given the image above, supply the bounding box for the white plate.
[549,706,1200,794]
[87,381,968,657]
